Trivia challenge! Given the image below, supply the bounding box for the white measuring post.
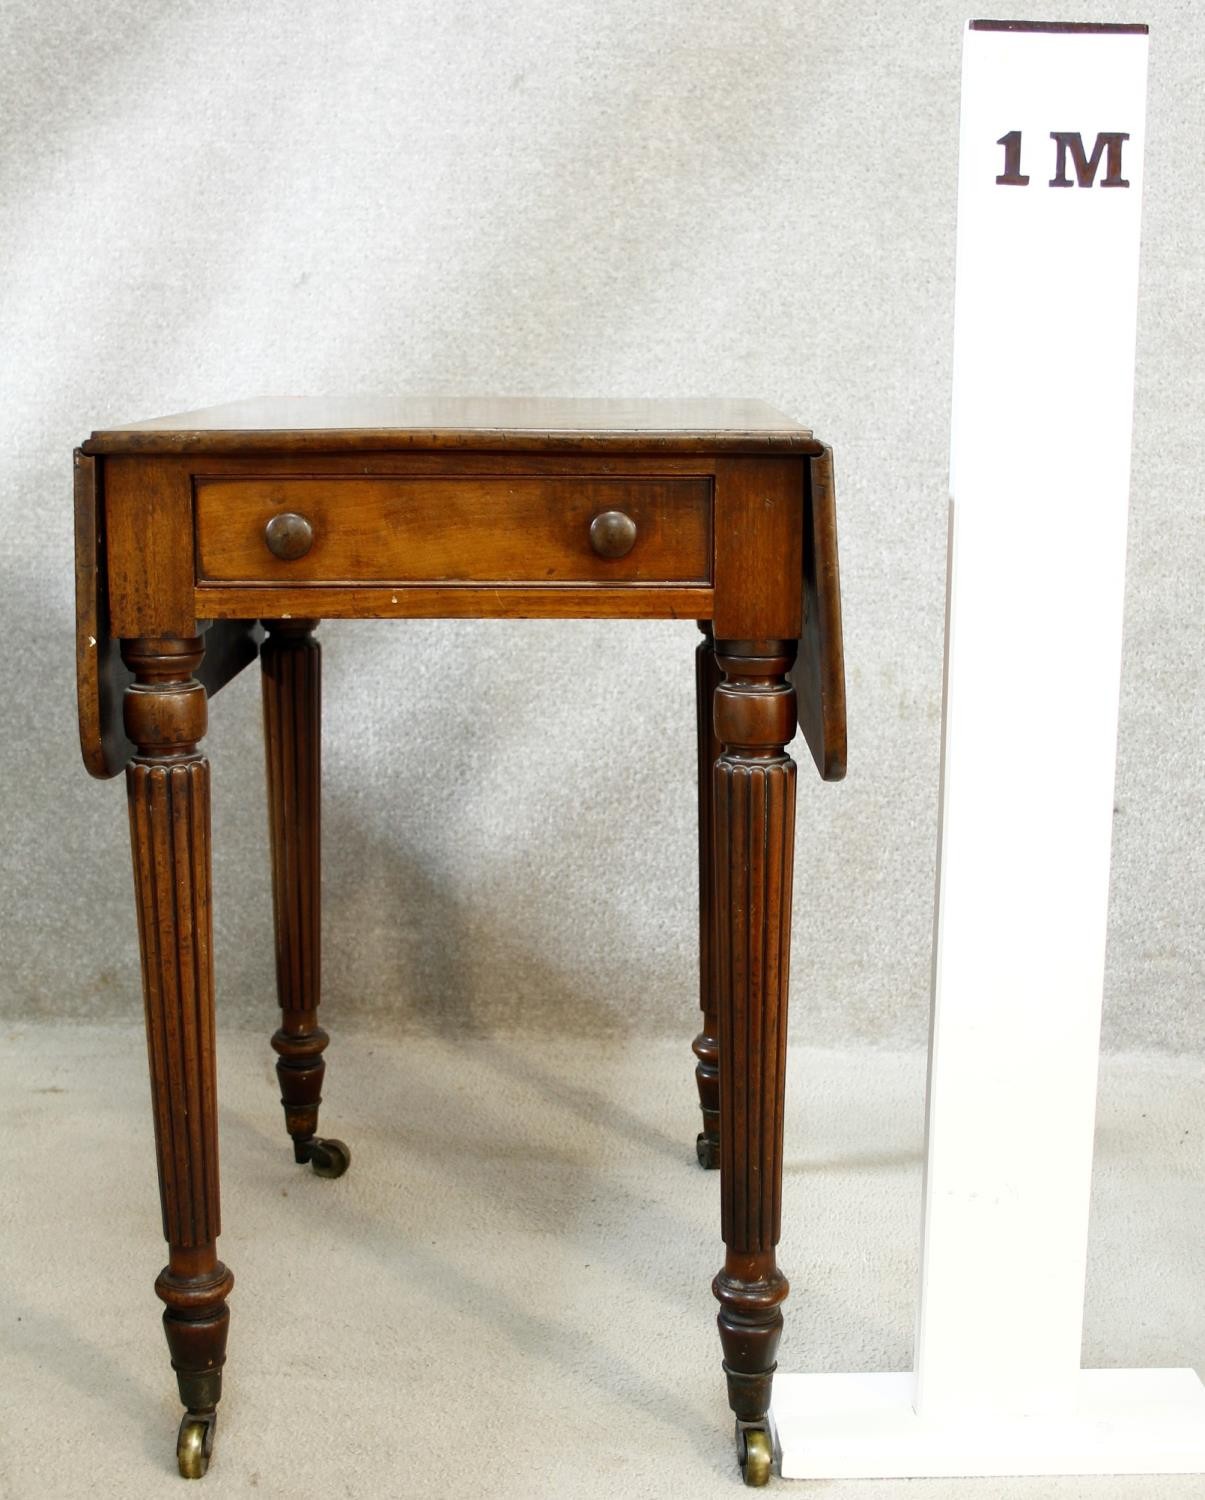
[774,20,1205,1478]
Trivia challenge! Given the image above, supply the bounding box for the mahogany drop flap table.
[73,397,846,1486]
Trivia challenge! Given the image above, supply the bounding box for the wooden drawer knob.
[589,509,637,559]
[264,512,314,561]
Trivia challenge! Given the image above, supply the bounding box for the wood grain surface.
[792,447,847,780]
[84,395,822,456]
[74,449,134,777]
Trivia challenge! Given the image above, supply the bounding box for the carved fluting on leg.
[714,756,795,1252]
[128,757,221,1248]
[694,624,722,1168]
[123,637,232,1463]
[710,641,798,1430]
[261,620,344,1174]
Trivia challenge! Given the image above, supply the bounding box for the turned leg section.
[693,623,722,1168]
[710,640,797,1484]
[261,620,348,1179]
[123,636,232,1479]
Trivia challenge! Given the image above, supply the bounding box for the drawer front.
[194,475,712,585]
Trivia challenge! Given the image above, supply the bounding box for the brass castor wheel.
[696,1132,720,1170]
[303,1137,350,1178]
[177,1410,216,1479]
[736,1423,773,1487]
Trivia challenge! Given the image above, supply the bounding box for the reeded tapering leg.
[123,636,233,1479]
[693,623,722,1168]
[710,640,797,1485]
[261,620,348,1179]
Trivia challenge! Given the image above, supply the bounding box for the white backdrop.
[0,0,1200,1050]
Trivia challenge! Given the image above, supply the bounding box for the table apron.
[100,452,804,639]
[194,583,714,621]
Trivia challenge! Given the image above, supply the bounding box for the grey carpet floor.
[0,1024,1200,1500]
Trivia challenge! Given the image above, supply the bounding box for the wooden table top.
[83,396,822,456]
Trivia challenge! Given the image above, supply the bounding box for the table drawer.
[194,475,712,586]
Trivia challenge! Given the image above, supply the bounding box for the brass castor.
[177,1411,216,1479]
[696,1132,720,1170]
[302,1137,350,1178]
[736,1423,773,1487]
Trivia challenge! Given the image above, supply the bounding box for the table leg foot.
[736,1422,774,1487]
[296,1135,351,1178]
[176,1409,216,1479]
